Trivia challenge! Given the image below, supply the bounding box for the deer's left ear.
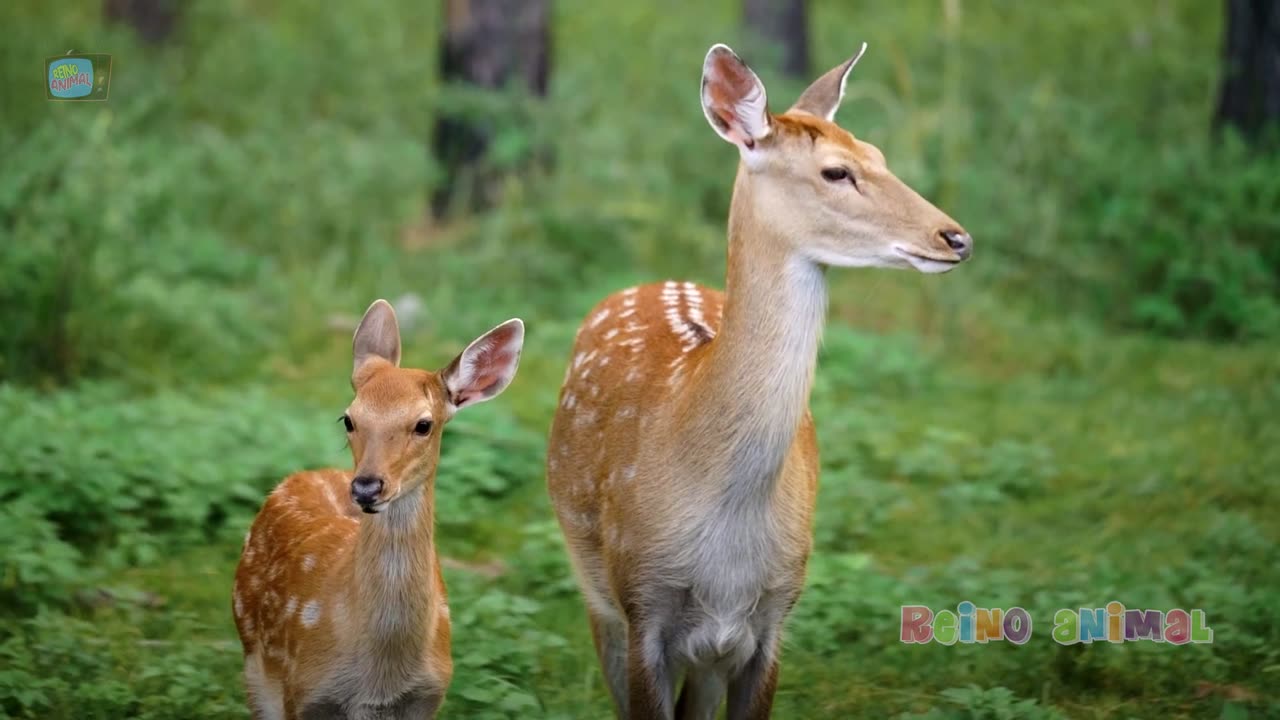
[789,43,867,121]
[441,319,524,414]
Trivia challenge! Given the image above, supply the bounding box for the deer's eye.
[341,414,355,433]
[821,167,850,183]
[413,419,433,436]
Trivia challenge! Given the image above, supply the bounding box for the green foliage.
[898,686,1066,720]
[1074,135,1280,339]
[0,610,243,720]
[2,0,1279,718]
[0,383,343,609]
[436,410,546,538]
[446,579,569,718]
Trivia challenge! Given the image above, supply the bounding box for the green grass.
[3,0,1280,717]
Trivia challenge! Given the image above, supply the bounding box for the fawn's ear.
[352,299,401,387]
[441,319,524,414]
[701,44,771,151]
[789,43,867,121]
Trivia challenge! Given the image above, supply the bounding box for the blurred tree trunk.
[743,0,809,78]
[103,0,178,44]
[432,0,551,217]
[1214,0,1280,144]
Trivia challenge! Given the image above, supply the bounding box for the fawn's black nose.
[941,230,972,260]
[350,475,384,511]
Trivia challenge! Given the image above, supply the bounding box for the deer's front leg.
[725,633,781,720]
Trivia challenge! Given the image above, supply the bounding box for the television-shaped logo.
[46,54,112,101]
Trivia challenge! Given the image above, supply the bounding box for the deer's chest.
[645,503,806,671]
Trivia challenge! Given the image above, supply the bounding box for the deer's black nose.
[350,475,384,511]
[941,230,972,260]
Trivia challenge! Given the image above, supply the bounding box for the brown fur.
[770,112,865,154]
[233,467,452,719]
[232,302,528,720]
[547,45,969,720]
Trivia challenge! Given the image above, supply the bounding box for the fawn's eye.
[821,167,851,183]
[413,419,433,436]
[341,414,354,433]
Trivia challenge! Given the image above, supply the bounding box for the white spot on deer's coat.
[301,555,315,572]
[234,592,244,617]
[604,328,619,340]
[573,349,598,370]
[284,596,298,618]
[323,484,342,512]
[562,392,577,409]
[590,308,611,328]
[301,600,322,628]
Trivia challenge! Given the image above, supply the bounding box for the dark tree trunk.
[432,0,551,217]
[1214,0,1280,144]
[104,0,178,44]
[743,0,809,79]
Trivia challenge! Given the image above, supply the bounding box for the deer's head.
[701,43,971,273]
[342,300,524,513]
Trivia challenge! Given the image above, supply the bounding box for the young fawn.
[233,300,524,720]
[546,44,971,719]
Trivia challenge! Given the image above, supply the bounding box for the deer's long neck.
[347,481,438,655]
[681,170,827,501]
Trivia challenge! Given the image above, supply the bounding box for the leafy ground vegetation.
[2,0,1279,718]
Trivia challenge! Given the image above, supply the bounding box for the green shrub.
[897,686,1066,720]
[0,383,343,609]
[0,610,243,720]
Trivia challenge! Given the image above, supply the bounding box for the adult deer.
[233,300,524,720]
[546,44,971,719]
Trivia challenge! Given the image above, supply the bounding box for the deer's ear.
[789,43,867,121]
[701,44,771,150]
[352,299,401,387]
[441,319,524,414]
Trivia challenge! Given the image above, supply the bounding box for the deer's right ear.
[701,44,771,151]
[352,299,402,387]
